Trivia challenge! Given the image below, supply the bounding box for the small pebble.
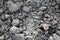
[41,23,50,31]
[0,9,3,13]
[10,26,19,34]
[32,31,38,36]
[0,20,4,25]
[14,34,25,40]
[7,1,21,12]
[23,6,32,12]
[5,14,10,19]
[48,36,54,40]
[19,27,26,32]
[25,36,33,40]
[12,19,20,26]
[40,6,47,10]
[57,24,60,29]
[52,20,57,25]
[24,31,31,35]
[0,35,4,40]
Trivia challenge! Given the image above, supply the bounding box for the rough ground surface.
[0,0,60,40]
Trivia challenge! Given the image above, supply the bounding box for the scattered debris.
[0,0,60,40]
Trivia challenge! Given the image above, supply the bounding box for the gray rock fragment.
[0,35,4,40]
[13,34,25,40]
[48,36,54,40]
[40,6,47,10]
[7,1,22,12]
[57,24,60,29]
[0,9,3,13]
[0,20,4,25]
[5,14,10,19]
[52,20,57,25]
[19,27,26,32]
[10,26,19,34]
[53,34,60,40]
[24,31,31,36]
[25,36,34,40]
[26,18,35,32]
[23,6,32,12]
[41,23,50,31]
[34,34,43,40]
[32,31,39,37]
[33,15,40,19]
[12,19,20,26]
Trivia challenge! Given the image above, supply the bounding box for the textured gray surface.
[0,0,60,40]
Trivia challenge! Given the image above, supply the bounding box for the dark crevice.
[40,27,45,31]
[58,6,60,10]
[48,26,56,35]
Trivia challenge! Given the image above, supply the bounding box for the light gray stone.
[0,9,3,13]
[0,35,4,40]
[40,6,47,10]
[12,34,25,40]
[34,34,43,40]
[23,31,31,35]
[7,1,22,12]
[10,26,19,34]
[12,19,20,26]
[57,24,60,29]
[1,15,5,19]
[25,36,34,40]
[45,14,50,18]
[19,27,26,32]
[26,18,35,32]
[41,23,50,31]
[33,15,40,19]
[5,14,10,18]
[23,6,32,12]
[0,20,4,25]
[48,36,54,40]
[32,31,39,37]
[52,20,57,25]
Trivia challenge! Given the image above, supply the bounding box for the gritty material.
[0,0,60,40]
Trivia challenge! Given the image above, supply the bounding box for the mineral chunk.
[13,34,25,40]
[10,26,19,34]
[25,36,33,40]
[23,6,32,12]
[12,19,20,26]
[5,14,10,19]
[41,23,50,31]
[0,35,4,40]
[7,1,22,12]
[40,6,47,10]
[48,36,54,40]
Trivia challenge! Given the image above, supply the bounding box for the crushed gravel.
[0,0,60,40]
